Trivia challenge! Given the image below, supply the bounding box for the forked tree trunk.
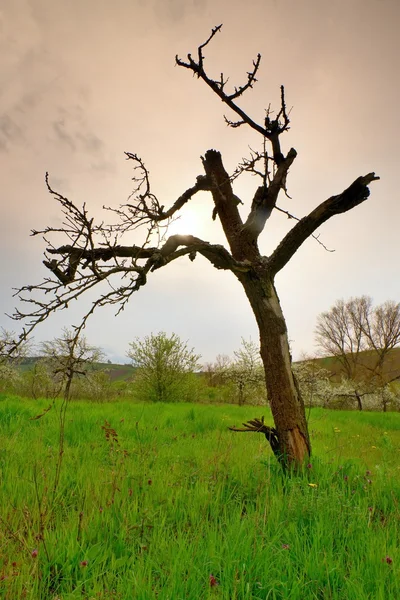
[201,148,311,468]
[238,270,311,466]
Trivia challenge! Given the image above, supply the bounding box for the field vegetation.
[0,395,399,599]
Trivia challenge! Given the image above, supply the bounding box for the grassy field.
[0,395,399,599]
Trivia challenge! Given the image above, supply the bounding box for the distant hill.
[18,358,136,382]
[103,364,136,382]
[306,348,400,383]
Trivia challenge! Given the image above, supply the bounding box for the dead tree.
[12,26,379,469]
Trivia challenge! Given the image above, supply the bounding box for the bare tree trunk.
[239,271,311,466]
[355,390,363,411]
[238,382,244,406]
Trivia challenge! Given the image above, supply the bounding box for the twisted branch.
[229,416,281,459]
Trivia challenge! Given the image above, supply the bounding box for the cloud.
[49,103,116,173]
[153,0,208,26]
[0,115,24,152]
[1,0,399,365]
[0,1,114,169]
[52,116,76,151]
[51,105,104,155]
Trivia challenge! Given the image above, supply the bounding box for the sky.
[1,0,399,364]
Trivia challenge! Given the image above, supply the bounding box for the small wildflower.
[31,549,38,558]
[282,544,290,550]
[209,574,219,587]
[148,479,152,486]
[80,560,88,568]
[306,463,312,469]
[308,483,318,488]
[366,470,371,476]
[384,556,393,565]
[371,446,377,449]
[368,506,373,512]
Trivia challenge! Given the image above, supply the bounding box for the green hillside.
[314,347,400,383]
[18,358,135,382]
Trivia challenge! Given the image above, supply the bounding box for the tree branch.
[201,149,244,255]
[274,205,334,253]
[268,173,380,276]
[11,233,251,344]
[229,416,281,460]
[176,26,291,156]
[147,235,251,273]
[107,153,211,231]
[243,148,297,239]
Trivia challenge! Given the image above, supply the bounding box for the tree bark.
[203,148,311,467]
[238,382,244,406]
[237,267,311,466]
[355,390,363,411]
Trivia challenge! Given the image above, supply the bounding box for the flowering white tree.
[227,338,265,405]
[316,296,400,410]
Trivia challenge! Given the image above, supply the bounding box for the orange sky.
[1,0,399,362]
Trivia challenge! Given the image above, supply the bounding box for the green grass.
[0,396,399,599]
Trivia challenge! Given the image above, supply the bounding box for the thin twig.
[274,205,335,253]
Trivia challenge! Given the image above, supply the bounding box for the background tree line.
[1,295,399,410]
